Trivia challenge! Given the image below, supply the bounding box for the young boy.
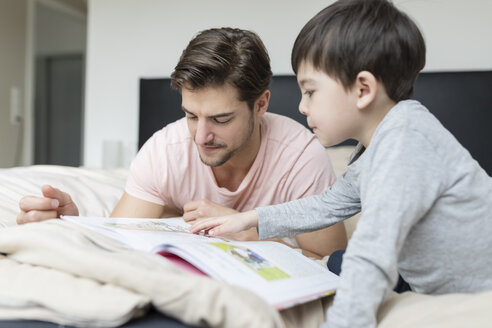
[191,0,492,327]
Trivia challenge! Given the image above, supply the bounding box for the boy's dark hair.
[171,27,272,110]
[292,0,426,102]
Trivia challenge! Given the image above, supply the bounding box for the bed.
[0,71,491,327]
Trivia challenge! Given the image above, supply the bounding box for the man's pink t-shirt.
[126,112,336,218]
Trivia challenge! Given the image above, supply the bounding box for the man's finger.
[182,212,197,222]
[41,185,72,205]
[17,210,59,224]
[19,196,59,212]
[183,200,200,213]
[183,209,207,222]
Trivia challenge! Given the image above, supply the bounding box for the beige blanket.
[0,219,286,327]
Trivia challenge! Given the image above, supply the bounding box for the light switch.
[10,87,22,126]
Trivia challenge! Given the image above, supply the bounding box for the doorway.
[35,54,83,166]
[31,0,86,166]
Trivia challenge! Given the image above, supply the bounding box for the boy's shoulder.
[370,99,470,167]
[383,100,430,126]
[377,100,447,142]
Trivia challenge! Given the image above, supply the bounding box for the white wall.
[84,0,492,168]
[398,0,492,71]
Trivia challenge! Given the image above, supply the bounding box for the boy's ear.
[354,71,377,110]
[254,89,270,116]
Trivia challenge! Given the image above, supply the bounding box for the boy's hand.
[182,199,238,223]
[189,210,259,237]
[17,185,79,224]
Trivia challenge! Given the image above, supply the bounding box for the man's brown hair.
[171,28,272,110]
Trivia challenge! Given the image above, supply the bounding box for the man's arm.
[295,223,347,258]
[111,192,181,218]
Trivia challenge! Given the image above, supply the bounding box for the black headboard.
[137,76,315,148]
[139,71,492,175]
[412,71,492,176]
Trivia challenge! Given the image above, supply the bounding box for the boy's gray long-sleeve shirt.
[256,100,492,328]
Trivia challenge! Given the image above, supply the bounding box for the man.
[17,27,347,257]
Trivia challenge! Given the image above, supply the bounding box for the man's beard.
[198,115,255,167]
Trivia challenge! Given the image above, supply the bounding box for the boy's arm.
[190,210,259,236]
[256,168,362,240]
[191,170,360,239]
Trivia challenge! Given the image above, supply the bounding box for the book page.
[159,240,338,309]
[61,216,225,251]
[62,216,338,309]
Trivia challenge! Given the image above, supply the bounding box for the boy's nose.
[298,102,308,116]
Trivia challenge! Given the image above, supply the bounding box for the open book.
[61,216,339,310]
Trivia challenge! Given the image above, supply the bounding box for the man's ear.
[354,71,377,110]
[254,90,270,116]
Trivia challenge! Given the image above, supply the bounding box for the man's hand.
[183,199,238,223]
[189,210,259,237]
[17,185,79,224]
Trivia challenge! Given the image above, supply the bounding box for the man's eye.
[186,115,198,121]
[213,117,232,124]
